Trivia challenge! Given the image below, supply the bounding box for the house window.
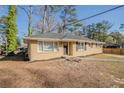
[76,42,85,52]
[76,42,80,51]
[81,43,85,51]
[43,41,54,51]
[54,42,59,52]
[38,41,58,52]
[89,43,93,48]
[39,42,43,51]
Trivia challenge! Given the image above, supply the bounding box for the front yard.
[0,54,124,88]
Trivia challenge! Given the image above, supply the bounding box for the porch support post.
[68,42,69,55]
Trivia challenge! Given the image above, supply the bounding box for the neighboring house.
[24,33,104,61]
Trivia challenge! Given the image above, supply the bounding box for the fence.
[103,48,124,55]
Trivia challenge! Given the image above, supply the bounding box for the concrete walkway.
[81,57,124,63]
[106,54,124,58]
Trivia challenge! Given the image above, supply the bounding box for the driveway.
[81,54,124,63]
[106,54,124,58]
[81,57,124,62]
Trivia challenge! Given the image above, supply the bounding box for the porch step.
[61,56,81,62]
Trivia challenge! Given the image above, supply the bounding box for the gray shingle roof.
[29,33,63,39]
[25,32,104,44]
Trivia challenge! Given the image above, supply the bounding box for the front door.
[64,42,68,55]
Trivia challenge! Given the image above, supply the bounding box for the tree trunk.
[28,5,32,36]
[42,5,47,33]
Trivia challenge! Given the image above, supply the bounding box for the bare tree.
[18,5,33,36]
[56,22,63,33]
[33,5,59,34]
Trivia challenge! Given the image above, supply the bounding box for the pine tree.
[6,5,17,53]
[86,21,112,42]
[60,6,83,34]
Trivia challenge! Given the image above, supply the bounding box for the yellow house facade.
[24,33,104,61]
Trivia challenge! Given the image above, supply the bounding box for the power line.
[67,5,124,26]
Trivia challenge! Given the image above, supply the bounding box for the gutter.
[24,37,105,44]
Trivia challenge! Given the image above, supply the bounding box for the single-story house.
[24,33,104,61]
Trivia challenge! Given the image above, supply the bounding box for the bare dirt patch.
[0,59,124,88]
